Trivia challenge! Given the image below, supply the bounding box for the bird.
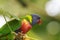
[0,14,42,39]
[15,14,42,34]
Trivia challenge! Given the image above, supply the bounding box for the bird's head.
[26,14,42,26]
[31,14,42,25]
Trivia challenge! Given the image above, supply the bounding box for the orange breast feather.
[19,19,32,34]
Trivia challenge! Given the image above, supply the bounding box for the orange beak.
[37,19,42,25]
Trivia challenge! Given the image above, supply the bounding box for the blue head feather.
[31,14,40,25]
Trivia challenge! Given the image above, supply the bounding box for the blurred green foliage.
[0,0,60,40]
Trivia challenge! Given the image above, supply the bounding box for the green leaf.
[0,19,21,36]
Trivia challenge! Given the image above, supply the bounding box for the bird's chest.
[19,19,32,34]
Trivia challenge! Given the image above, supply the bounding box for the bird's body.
[15,19,32,34]
[0,14,41,40]
[15,14,41,34]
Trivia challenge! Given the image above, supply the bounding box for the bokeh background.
[0,0,60,40]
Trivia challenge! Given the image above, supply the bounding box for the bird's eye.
[37,17,40,19]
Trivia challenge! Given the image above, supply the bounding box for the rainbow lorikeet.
[0,14,42,40]
[15,14,41,34]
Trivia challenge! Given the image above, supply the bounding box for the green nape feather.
[26,15,32,23]
[20,15,32,24]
